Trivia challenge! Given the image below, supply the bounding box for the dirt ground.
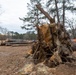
[0,45,76,75]
[0,45,31,75]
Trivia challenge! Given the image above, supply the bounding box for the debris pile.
[32,23,75,67]
[31,5,76,67]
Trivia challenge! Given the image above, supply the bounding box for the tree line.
[0,29,37,40]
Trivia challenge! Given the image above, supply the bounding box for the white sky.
[0,0,30,33]
[0,0,76,33]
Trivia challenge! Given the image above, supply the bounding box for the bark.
[36,5,55,23]
[30,4,76,68]
[55,0,60,23]
[36,4,55,47]
[63,0,65,26]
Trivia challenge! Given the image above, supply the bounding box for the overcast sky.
[0,0,30,33]
[0,0,76,33]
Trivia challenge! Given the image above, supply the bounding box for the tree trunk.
[63,0,65,26]
[36,5,55,47]
[55,0,60,23]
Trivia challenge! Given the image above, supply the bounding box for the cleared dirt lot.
[0,45,31,75]
[0,45,76,75]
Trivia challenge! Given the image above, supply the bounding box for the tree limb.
[36,5,55,23]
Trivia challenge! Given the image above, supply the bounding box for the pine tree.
[20,0,45,31]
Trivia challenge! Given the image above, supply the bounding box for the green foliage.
[20,0,45,31]
[20,0,76,39]
[11,32,24,39]
[9,31,37,40]
[24,31,37,40]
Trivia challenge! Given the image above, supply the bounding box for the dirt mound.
[19,56,76,75]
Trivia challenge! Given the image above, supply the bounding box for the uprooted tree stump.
[18,4,76,75]
[30,5,76,67]
[32,23,75,67]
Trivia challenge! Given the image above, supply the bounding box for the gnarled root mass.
[31,23,76,67]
